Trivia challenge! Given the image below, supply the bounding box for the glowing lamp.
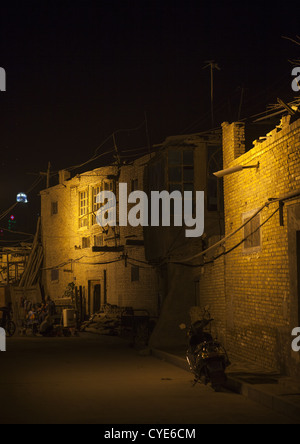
[17,193,28,203]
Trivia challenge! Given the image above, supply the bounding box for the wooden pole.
[6,254,9,285]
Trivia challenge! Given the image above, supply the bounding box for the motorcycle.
[183,314,230,392]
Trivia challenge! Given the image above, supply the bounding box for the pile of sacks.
[80,304,130,336]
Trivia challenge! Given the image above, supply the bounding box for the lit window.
[79,190,89,228]
[92,185,102,225]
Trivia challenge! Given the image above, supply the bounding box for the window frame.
[131,265,140,282]
[51,201,58,216]
[93,234,104,247]
[242,211,262,254]
[167,148,195,195]
[79,189,89,229]
[92,184,102,226]
[82,236,91,249]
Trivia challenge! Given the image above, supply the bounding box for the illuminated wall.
[40,155,158,317]
[219,116,300,375]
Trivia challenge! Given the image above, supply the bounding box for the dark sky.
[0,0,299,233]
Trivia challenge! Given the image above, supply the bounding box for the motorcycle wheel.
[211,372,227,392]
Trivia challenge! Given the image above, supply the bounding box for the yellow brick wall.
[220,118,300,374]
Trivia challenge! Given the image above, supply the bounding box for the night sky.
[0,0,299,235]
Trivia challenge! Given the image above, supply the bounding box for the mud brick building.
[144,130,225,349]
[40,155,158,317]
[199,114,300,377]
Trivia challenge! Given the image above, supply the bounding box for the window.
[168,149,194,216]
[131,265,140,282]
[51,201,58,216]
[168,149,194,195]
[82,237,91,249]
[207,145,223,212]
[79,190,89,228]
[94,234,103,247]
[51,269,59,282]
[103,181,114,192]
[243,213,261,252]
[103,181,115,213]
[92,185,102,225]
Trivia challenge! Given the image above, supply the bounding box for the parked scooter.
[181,310,230,392]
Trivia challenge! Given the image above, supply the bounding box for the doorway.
[88,280,102,315]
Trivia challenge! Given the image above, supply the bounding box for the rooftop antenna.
[203,60,221,128]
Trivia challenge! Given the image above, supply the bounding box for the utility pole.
[203,61,221,128]
[112,133,121,166]
[6,253,9,285]
[40,162,51,188]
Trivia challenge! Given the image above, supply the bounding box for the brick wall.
[198,237,226,344]
[219,118,300,375]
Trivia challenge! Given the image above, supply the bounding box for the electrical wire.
[0,227,35,237]
[169,206,280,268]
[50,120,148,176]
[0,237,33,243]
[170,189,300,266]
[126,260,152,270]
[67,149,116,172]
[173,203,269,264]
[126,256,153,267]
[42,255,124,270]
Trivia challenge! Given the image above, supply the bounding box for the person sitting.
[39,315,54,337]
